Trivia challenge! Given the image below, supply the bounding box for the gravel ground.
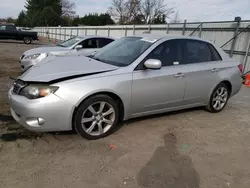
[0,40,250,188]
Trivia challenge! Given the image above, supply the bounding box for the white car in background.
[19,36,115,72]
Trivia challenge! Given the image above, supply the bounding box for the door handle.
[174,73,185,78]
[211,68,219,72]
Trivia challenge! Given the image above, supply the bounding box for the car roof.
[127,34,213,44]
[76,35,115,40]
[0,24,15,26]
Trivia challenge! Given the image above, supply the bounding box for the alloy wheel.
[212,87,228,111]
[81,101,115,136]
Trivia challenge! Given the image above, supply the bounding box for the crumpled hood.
[24,46,70,56]
[19,56,119,82]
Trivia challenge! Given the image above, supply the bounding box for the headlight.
[20,85,59,99]
[24,53,41,59]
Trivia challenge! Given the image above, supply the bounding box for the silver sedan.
[19,35,115,72]
[9,34,243,139]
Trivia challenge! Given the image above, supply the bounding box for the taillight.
[238,64,243,73]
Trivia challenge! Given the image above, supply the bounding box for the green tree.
[15,10,28,26]
[25,0,62,26]
[75,13,114,26]
[61,16,73,26]
[99,13,115,25]
[72,16,81,26]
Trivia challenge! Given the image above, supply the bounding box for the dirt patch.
[137,133,200,188]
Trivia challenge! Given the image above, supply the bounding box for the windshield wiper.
[91,56,103,62]
[87,54,94,58]
[88,56,122,67]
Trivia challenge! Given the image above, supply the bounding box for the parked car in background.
[19,35,115,72]
[9,34,243,140]
[0,24,38,44]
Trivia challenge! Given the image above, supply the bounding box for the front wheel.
[23,37,32,44]
[206,83,230,113]
[74,95,120,140]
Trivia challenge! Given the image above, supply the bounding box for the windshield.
[57,36,83,48]
[91,37,153,67]
[0,25,6,30]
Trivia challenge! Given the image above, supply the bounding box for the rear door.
[181,39,223,104]
[131,39,186,115]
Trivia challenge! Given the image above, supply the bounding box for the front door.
[131,39,186,115]
[74,38,99,56]
[6,25,17,39]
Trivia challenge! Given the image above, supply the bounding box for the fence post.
[230,17,241,58]
[166,23,170,34]
[133,25,135,35]
[182,19,187,35]
[199,23,203,38]
[77,27,79,36]
[95,27,98,35]
[108,27,110,37]
[125,27,127,36]
[55,28,57,41]
[46,26,50,42]
[148,24,151,33]
[243,35,250,73]
[59,27,61,41]
[85,28,88,35]
[64,28,66,40]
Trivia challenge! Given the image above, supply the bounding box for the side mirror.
[144,59,162,69]
[75,45,83,50]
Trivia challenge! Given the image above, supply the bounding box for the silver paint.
[9,34,243,132]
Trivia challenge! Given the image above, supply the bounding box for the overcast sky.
[1,0,250,22]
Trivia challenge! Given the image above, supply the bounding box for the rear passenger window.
[208,44,222,61]
[185,40,212,63]
[98,38,114,48]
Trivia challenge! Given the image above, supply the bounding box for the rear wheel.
[206,83,230,113]
[23,37,32,44]
[74,95,120,140]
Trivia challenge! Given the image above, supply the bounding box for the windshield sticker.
[140,38,157,43]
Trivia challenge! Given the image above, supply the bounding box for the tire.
[74,94,120,140]
[23,37,32,44]
[206,83,230,113]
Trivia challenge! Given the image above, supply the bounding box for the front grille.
[13,79,27,94]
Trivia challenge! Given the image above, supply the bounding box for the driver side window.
[79,38,98,49]
[148,39,183,66]
[136,39,183,70]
